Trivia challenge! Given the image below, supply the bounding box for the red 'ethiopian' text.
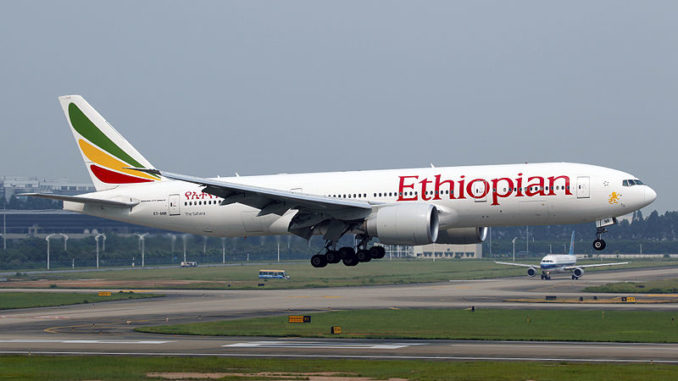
[397,174,572,206]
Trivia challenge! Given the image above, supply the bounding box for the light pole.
[135,233,149,268]
[95,233,106,269]
[182,234,189,262]
[221,237,226,264]
[512,237,518,263]
[2,206,6,251]
[45,233,68,270]
[488,227,492,257]
[167,234,176,254]
[525,226,529,257]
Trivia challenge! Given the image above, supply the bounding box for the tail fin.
[568,231,575,255]
[58,95,161,191]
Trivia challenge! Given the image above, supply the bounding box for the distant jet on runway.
[496,231,628,280]
[25,95,656,269]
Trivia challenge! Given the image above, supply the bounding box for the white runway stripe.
[223,340,421,349]
[0,339,172,345]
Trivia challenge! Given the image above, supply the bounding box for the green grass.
[1,355,677,381]
[138,308,678,343]
[0,292,160,310]
[5,258,677,290]
[584,278,678,294]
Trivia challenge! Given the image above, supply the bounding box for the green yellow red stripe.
[78,139,158,181]
[68,103,145,168]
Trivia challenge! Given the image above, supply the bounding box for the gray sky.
[1,1,676,213]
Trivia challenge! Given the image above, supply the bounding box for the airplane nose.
[644,186,657,203]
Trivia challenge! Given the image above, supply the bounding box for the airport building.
[412,243,483,259]
[1,176,95,202]
[378,243,482,259]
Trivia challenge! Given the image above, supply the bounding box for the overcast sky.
[1,1,676,213]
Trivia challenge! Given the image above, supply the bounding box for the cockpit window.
[623,179,644,187]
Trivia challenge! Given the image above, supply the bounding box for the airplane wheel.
[339,247,355,259]
[326,250,341,264]
[356,249,371,262]
[342,253,359,267]
[311,254,327,268]
[593,239,606,251]
[540,274,545,280]
[572,275,579,280]
[369,246,386,259]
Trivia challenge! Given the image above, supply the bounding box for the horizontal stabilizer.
[19,193,139,208]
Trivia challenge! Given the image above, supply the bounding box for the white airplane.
[25,95,657,268]
[496,231,628,280]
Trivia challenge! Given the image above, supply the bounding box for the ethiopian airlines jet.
[26,95,657,268]
[496,232,628,280]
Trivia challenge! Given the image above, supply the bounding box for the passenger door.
[576,176,590,199]
[168,194,181,216]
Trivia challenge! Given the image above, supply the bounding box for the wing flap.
[565,262,629,270]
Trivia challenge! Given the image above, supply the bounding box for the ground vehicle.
[258,269,289,279]
[180,261,198,267]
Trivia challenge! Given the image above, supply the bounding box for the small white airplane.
[496,231,628,280]
[25,95,657,268]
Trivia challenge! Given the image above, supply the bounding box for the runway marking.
[223,340,421,349]
[0,339,172,345]
[2,350,678,364]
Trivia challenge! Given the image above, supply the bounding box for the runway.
[2,266,678,362]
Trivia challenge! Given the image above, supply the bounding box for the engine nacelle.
[366,203,439,245]
[527,267,537,277]
[436,227,488,244]
[573,267,584,278]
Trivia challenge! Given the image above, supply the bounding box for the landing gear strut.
[593,227,607,251]
[592,218,616,251]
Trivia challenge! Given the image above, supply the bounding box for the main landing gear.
[540,272,551,280]
[310,236,386,268]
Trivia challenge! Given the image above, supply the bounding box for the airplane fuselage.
[64,162,655,238]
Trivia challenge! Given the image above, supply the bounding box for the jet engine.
[573,267,584,278]
[366,203,439,245]
[527,267,537,277]
[436,227,488,244]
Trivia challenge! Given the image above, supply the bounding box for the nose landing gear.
[592,218,617,251]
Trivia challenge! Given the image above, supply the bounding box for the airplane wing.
[495,261,539,268]
[131,168,375,240]
[19,193,139,208]
[564,262,629,270]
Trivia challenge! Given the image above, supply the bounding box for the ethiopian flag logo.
[63,96,161,187]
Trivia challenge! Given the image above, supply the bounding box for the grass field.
[584,278,678,294]
[137,308,678,343]
[0,292,160,310]
[1,355,677,381]
[4,258,677,289]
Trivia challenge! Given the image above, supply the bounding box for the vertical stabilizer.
[58,95,161,191]
[568,231,576,255]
